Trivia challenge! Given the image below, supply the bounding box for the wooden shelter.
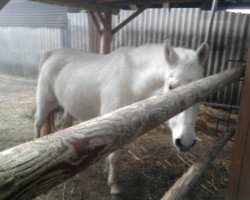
[0,0,249,199]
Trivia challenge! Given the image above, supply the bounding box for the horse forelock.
[174,48,196,62]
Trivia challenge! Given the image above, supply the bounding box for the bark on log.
[0,66,243,199]
[161,129,235,200]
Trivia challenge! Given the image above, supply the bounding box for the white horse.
[35,40,208,197]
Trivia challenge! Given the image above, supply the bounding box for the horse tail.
[36,51,55,137]
[38,51,52,74]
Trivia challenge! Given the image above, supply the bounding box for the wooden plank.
[0,66,243,199]
[161,130,235,200]
[226,51,250,200]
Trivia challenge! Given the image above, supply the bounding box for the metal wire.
[205,0,219,44]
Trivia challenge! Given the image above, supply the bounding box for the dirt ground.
[0,73,238,200]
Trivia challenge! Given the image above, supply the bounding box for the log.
[161,129,235,200]
[0,66,243,199]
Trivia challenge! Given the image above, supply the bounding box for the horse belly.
[55,68,101,122]
[67,95,100,121]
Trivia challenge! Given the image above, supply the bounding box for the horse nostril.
[175,138,182,148]
[191,140,196,147]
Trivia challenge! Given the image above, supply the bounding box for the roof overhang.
[29,0,250,13]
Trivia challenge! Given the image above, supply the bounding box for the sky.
[226,9,250,14]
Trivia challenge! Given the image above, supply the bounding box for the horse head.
[163,40,209,151]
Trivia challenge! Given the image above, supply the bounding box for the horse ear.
[164,40,179,65]
[196,43,209,66]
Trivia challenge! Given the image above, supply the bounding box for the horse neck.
[129,45,168,100]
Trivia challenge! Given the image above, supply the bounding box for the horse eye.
[169,85,174,90]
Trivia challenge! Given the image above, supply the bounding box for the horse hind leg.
[34,100,57,138]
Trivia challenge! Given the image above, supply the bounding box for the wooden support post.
[89,12,102,35]
[87,12,111,54]
[161,129,235,200]
[87,12,101,53]
[0,67,243,199]
[226,50,250,200]
[99,12,112,54]
[88,3,150,54]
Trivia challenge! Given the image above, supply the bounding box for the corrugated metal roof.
[0,0,68,27]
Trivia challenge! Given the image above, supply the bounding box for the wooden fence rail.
[0,66,243,199]
[161,129,235,200]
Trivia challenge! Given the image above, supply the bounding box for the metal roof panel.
[0,0,68,27]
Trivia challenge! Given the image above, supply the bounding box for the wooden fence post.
[226,50,250,200]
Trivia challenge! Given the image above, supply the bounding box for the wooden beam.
[96,0,203,4]
[161,129,235,200]
[0,0,10,10]
[97,12,106,26]
[226,50,250,200]
[89,12,102,35]
[0,66,243,199]
[88,11,112,54]
[30,0,119,13]
[112,3,151,34]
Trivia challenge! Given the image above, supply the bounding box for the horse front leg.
[105,151,122,200]
[100,93,131,199]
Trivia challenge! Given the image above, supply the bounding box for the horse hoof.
[111,194,123,200]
